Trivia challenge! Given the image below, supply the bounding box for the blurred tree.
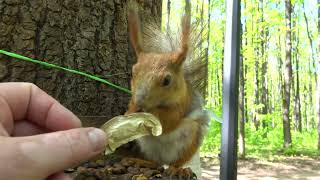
[0,0,162,126]
[283,0,293,148]
[317,0,320,150]
[292,9,302,132]
[252,0,260,129]
[166,0,171,34]
[239,21,245,158]
[303,2,316,129]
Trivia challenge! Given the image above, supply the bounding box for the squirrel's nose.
[135,93,146,110]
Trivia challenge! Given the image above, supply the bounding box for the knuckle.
[22,82,38,90]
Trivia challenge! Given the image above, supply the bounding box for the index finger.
[0,82,81,134]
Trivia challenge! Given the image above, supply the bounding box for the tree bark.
[0,0,162,127]
[252,0,260,130]
[283,0,292,148]
[293,12,302,132]
[276,30,283,128]
[259,0,268,128]
[166,0,171,34]
[218,33,224,106]
[244,64,249,123]
[303,85,309,130]
[239,20,245,158]
[303,2,316,129]
[294,39,302,132]
[317,0,320,150]
[253,32,260,130]
[303,2,316,82]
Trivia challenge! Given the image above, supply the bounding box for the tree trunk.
[308,73,314,129]
[244,64,249,123]
[253,0,260,130]
[283,0,292,148]
[293,13,302,132]
[303,2,316,82]
[304,85,309,130]
[270,74,275,127]
[239,20,245,158]
[294,43,302,132]
[0,0,162,127]
[166,0,171,34]
[276,30,283,128]
[218,33,224,106]
[253,38,260,130]
[317,0,320,150]
[259,0,268,128]
[303,2,316,129]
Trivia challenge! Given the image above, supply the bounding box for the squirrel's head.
[128,9,190,112]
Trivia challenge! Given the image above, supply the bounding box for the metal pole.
[220,0,241,179]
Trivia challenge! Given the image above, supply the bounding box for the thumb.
[3,128,107,179]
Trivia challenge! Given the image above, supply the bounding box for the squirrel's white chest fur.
[137,114,198,165]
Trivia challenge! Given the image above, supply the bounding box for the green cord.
[0,50,131,94]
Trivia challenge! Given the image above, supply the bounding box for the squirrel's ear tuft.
[172,15,190,66]
[128,1,142,56]
[172,0,191,66]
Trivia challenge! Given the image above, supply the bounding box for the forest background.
[162,0,320,159]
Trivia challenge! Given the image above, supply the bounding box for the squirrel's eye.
[162,74,172,87]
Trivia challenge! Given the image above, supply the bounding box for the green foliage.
[201,120,320,158]
[163,0,320,158]
[201,120,221,154]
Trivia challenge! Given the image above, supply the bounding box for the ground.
[201,155,320,180]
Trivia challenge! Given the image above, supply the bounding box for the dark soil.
[66,153,197,180]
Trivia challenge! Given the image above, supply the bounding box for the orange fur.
[126,62,187,133]
[128,6,142,56]
[149,102,188,134]
[125,99,138,115]
[172,15,191,65]
[125,2,207,169]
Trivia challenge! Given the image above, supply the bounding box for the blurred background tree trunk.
[283,0,293,148]
[317,0,320,151]
[0,0,162,126]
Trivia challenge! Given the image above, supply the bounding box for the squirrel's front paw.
[164,166,196,179]
[121,157,159,169]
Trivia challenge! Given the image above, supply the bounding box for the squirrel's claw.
[121,157,159,169]
[165,166,196,179]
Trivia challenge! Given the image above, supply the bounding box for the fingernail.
[88,128,107,152]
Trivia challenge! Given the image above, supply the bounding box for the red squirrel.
[125,1,210,175]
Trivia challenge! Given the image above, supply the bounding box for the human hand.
[0,82,107,180]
